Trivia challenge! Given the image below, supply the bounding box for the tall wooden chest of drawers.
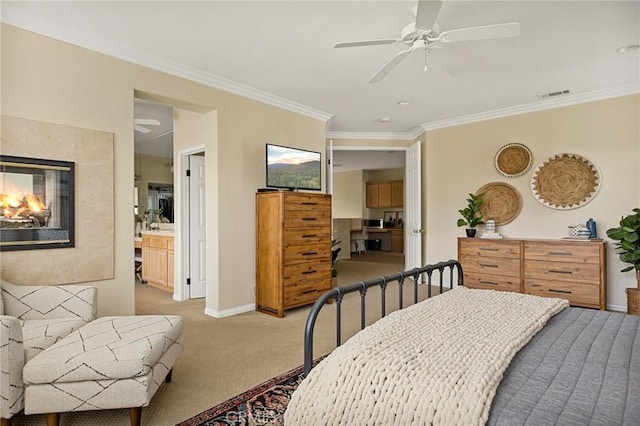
[256,192,332,317]
[458,238,606,310]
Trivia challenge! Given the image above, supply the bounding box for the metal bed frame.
[302,259,464,376]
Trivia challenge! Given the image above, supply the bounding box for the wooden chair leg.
[130,407,142,426]
[1,417,11,426]
[45,413,60,426]
[165,368,173,383]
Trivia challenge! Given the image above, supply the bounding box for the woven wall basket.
[494,143,532,177]
[476,182,523,226]
[531,153,600,210]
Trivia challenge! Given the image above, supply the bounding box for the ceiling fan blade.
[335,39,401,49]
[134,124,151,134]
[368,48,412,84]
[415,0,443,30]
[134,118,160,126]
[440,22,521,43]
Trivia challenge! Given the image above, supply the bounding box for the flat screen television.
[266,143,321,191]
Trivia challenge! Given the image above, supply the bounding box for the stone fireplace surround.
[0,116,114,284]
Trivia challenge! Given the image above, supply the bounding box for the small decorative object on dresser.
[481,219,502,239]
[457,193,484,238]
[606,208,640,315]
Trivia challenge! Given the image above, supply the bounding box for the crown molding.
[417,83,640,134]
[326,131,416,141]
[1,6,333,123]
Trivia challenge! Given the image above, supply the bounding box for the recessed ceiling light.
[379,117,391,123]
[398,100,411,106]
[616,44,640,54]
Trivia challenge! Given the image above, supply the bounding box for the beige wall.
[1,24,327,315]
[332,170,363,219]
[423,94,640,310]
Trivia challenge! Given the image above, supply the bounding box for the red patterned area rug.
[176,359,323,426]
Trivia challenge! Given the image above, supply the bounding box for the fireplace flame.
[0,193,49,220]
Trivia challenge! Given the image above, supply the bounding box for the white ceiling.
[3,1,639,164]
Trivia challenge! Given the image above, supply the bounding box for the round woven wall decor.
[494,143,533,177]
[531,153,600,210]
[476,182,523,225]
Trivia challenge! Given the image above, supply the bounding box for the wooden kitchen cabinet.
[141,233,174,293]
[366,180,403,208]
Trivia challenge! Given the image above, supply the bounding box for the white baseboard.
[607,303,626,313]
[204,303,255,318]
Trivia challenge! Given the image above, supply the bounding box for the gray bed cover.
[488,307,640,426]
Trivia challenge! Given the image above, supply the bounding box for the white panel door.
[189,155,206,298]
[405,141,423,272]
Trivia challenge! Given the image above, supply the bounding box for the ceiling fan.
[335,0,520,83]
[134,118,161,134]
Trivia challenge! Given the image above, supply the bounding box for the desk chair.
[352,229,368,255]
[134,249,145,283]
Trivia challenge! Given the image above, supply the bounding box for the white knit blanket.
[285,287,568,425]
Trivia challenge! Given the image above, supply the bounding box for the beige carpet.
[10,256,420,425]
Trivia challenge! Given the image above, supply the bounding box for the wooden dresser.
[256,192,332,317]
[458,237,606,310]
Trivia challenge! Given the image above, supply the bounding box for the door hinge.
[186,169,191,177]
[186,278,191,286]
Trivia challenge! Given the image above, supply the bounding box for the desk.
[351,228,404,253]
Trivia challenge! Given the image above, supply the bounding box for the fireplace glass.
[0,155,75,251]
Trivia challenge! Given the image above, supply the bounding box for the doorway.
[330,142,422,271]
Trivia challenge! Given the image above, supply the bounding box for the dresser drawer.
[524,279,600,308]
[284,280,330,308]
[464,272,520,292]
[284,194,331,211]
[459,239,520,259]
[149,235,172,249]
[284,209,331,228]
[525,260,600,284]
[284,243,331,264]
[525,242,601,264]
[283,262,332,286]
[460,256,520,277]
[284,228,331,246]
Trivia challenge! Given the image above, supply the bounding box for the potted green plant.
[606,208,640,314]
[457,193,484,237]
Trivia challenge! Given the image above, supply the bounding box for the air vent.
[537,89,570,99]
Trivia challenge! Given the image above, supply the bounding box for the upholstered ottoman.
[22,315,183,426]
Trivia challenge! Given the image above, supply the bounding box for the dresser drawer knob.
[302,234,317,238]
[301,202,318,205]
[302,251,318,256]
[302,217,317,221]
[302,270,317,275]
[479,247,499,251]
[479,280,499,285]
[549,289,572,294]
[479,263,499,268]
[549,269,572,274]
[301,289,317,294]
[549,251,572,256]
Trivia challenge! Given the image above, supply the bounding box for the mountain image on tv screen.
[267,144,321,190]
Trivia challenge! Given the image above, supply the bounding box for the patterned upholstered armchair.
[0,280,97,425]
